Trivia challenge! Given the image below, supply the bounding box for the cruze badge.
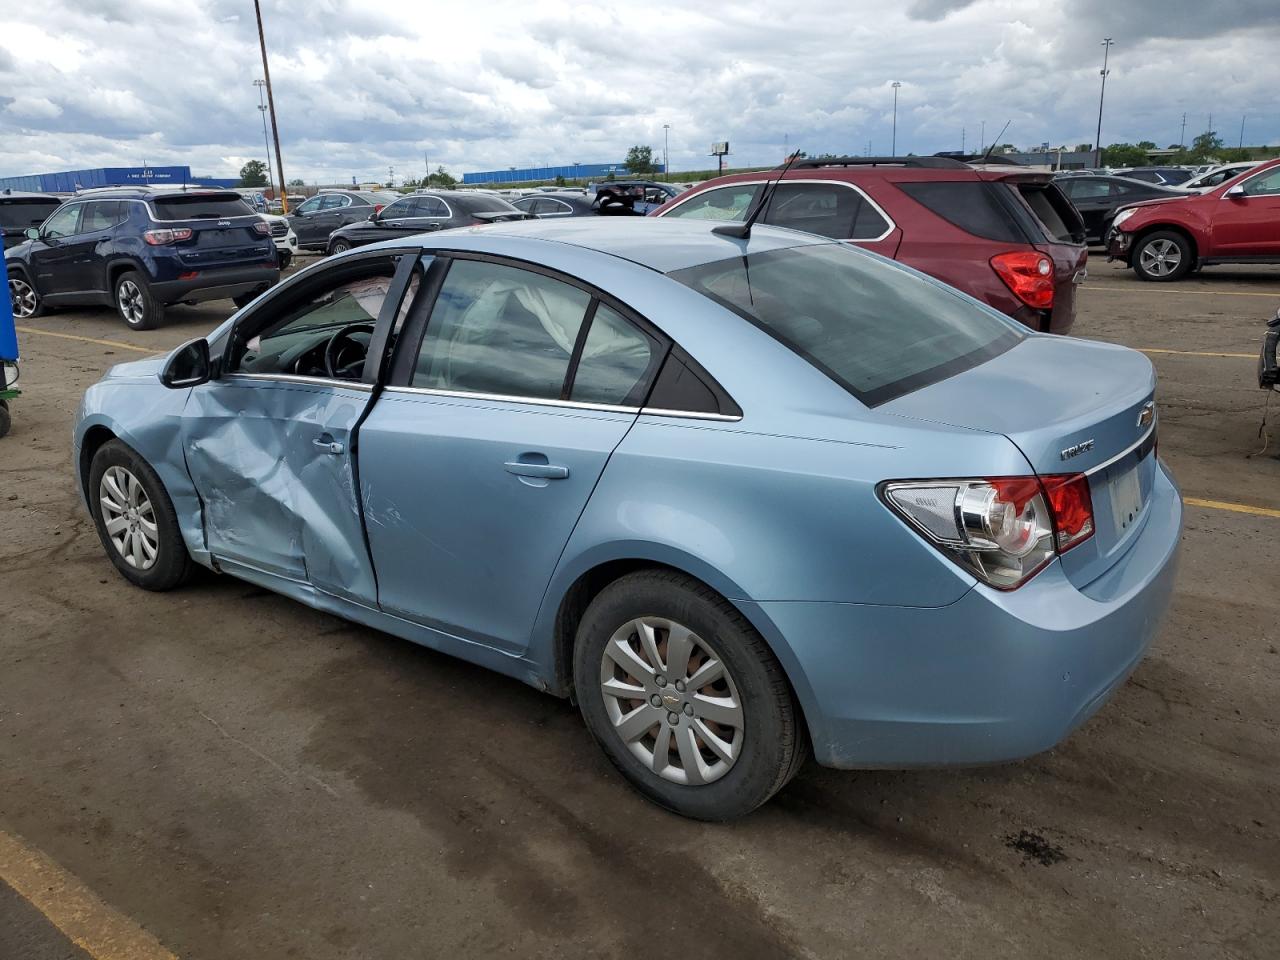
[1060,439,1094,461]
[1137,402,1155,429]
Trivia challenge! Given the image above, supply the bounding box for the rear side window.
[670,243,1021,407]
[763,183,890,240]
[152,195,254,220]
[568,303,659,406]
[0,199,61,229]
[80,201,123,232]
[897,181,1027,243]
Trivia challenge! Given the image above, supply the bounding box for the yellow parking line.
[15,325,153,354]
[1185,497,1280,519]
[1087,285,1279,299]
[0,829,178,960]
[1139,347,1256,359]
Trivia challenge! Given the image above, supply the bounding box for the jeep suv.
[653,157,1087,333]
[5,187,278,329]
[1106,157,1280,281]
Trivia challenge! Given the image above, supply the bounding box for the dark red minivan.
[653,157,1088,334]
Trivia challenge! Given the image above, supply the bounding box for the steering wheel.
[324,322,376,379]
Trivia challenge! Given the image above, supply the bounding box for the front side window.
[380,198,415,219]
[319,195,350,210]
[662,185,759,221]
[411,260,591,400]
[296,197,322,214]
[1241,168,1280,196]
[41,203,83,239]
[670,243,1021,407]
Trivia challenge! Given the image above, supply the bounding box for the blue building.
[0,166,239,193]
[462,161,663,185]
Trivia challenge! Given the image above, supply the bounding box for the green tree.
[1101,142,1148,167]
[625,145,657,175]
[287,178,305,187]
[554,174,566,186]
[238,159,268,187]
[1136,140,1157,150]
[1188,131,1224,161]
[426,165,456,188]
[1074,143,1093,153]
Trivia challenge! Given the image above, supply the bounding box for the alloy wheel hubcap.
[599,616,744,785]
[118,280,145,325]
[99,466,159,570]
[1139,239,1181,276]
[8,278,37,318]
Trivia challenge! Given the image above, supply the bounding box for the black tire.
[0,400,10,439]
[8,272,43,319]
[573,569,806,821]
[88,439,192,591]
[328,237,352,256]
[1131,230,1193,282]
[278,249,292,271]
[114,270,164,330]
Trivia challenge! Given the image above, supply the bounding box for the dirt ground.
[1,256,1277,959]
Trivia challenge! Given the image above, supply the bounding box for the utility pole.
[253,0,288,213]
[1093,37,1113,168]
[1207,112,1213,138]
[1239,115,1246,149]
[979,119,985,155]
[1179,112,1186,149]
[891,81,901,156]
[253,79,274,201]
[388,165,395,188]
[961,126,965,154]
[663,123,670,181]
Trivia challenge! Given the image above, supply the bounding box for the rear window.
[0,199,61,229]
[670,243,1021,407]
[151,194,254,220]
[897,181,1026,243]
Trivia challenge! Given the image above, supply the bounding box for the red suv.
[653,157,1087,333]
[1106,157,1280,281]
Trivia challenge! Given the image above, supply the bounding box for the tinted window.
[41,203,82,239]
[153,195,254,220]
[670,243,1021,407]
[81,201,122,232]
[897,181,1025,243]
[664,185,759,221]
[418,196,449,217]
[569,304,659,406]
[319,195,350,210]
[0,199,62,229]
[1063,179,1112,199]
[762,183,889,240]
[381,198,415,219]
[457,195,522,214]
[412,260,591,400]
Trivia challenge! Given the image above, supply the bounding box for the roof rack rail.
[788,156,970,170]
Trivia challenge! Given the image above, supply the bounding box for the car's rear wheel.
[328,238,352,256]
[573,570,806,820]
[89,439,192,591]
[8,274,42,318]
[114,271,164,330]
[1132,231,1192,282]
[278,249,292,271]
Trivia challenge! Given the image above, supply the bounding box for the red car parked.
[653,157,1088,333]
[1106,157,1280,281]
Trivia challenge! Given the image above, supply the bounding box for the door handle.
[504,460,569,480]
[313,435,345,455]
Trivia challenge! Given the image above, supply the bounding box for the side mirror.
[24,227,39,240]
[1224,184,1247,199]
[160,338,212,389]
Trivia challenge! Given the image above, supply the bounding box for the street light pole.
[253,79,274,202]
[253,0,288,213]
[891,81,901,156]
[1093,37,1114,168]
[663,123,670,181]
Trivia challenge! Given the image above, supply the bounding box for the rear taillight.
[882,473,1095,589]
[373,204,384,214]
[251,221,271,236]
[990,251,1054,310]
[143,227,193,245]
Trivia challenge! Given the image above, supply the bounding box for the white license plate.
[1111,465,1143,531]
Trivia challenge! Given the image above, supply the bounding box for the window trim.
[656,178,897,243]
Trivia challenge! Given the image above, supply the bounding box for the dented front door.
[181,375,377,604]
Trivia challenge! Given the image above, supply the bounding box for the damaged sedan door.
[181,251,418,603]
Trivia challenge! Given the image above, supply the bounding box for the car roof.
[71,186,240,200]
[413,216,828,273]
[0,190,60,201]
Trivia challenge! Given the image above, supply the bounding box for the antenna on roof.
[713,149,803,240]
[979,120,1012,164]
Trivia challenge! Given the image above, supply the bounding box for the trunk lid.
[151,194,274,268]
[881,336,1159,588]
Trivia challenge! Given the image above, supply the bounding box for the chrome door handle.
[504,461,569,480]
[313,437,345,455]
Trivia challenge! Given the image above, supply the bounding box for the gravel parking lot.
[1,256,1277,959]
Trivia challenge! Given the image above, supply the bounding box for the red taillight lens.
[1040,473,1095,552]
[252,220,271,236]
[373,204,384,214]
[990,251,1055,310]
[143,227,193,245]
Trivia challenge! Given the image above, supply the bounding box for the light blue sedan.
[74,218,1181,820]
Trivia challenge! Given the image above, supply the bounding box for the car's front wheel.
[1132,230,1192,282]
[8,273,42,319]
[328,238,352,256]
[89,439,192,590]
[573,570,806,820]
[114,271,164,330]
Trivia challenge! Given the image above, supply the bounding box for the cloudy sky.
[1,0,1277,184]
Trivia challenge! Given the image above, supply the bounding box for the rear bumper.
[151,265,279,304]
[739,460,1182,769]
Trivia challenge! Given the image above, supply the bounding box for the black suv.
[5,187,278,330]
[1,190,63,249]
[286,190,399,250]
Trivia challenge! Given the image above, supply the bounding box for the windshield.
[0,199,61,228]
[669,243,1022,406]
